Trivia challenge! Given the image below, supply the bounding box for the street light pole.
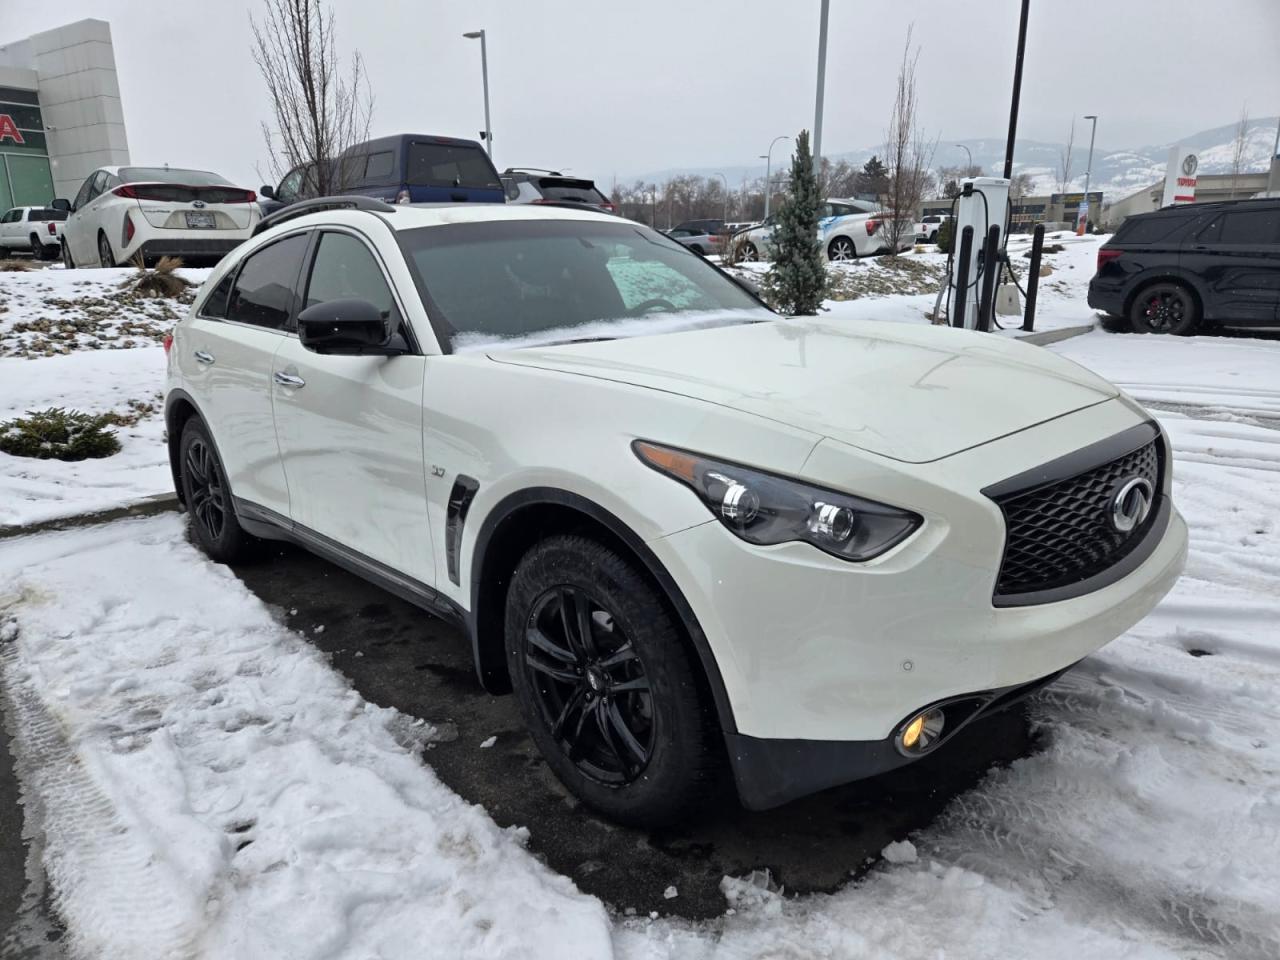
[956,143,973,168]
[761,135,791,220]
[1081,114,1098,233]
[462,30,492,156]
[713,172,730,220]
[813,0,830,168]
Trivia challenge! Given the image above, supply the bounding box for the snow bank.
[0,517,612,959]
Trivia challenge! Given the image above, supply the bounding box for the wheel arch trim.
[468,486,738,734]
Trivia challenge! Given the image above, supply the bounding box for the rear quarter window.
[406,143,501,189]
[1113,216,1183,244]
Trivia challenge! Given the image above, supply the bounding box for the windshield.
[119,167,233,186]
[398,219,771,352]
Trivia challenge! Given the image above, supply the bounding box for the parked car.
[666,226,721,256]
[53,166,258,268]
[914,213,951,243]
[672,219,727,237]
[737,199,910,261]
[260,135,504,215]
[0,205,67,260]
[502,168,616,213]
[1088,198,1280,334]
[165,196,1186,826]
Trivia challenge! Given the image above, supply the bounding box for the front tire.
[740,240,759,261]
[179,418,255,563]
[1130,281,1198,335]
[505,535,721,826]
[62,240,75,269]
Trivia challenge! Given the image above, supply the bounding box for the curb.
[0,492,180,541]
[1014,321,1097,347]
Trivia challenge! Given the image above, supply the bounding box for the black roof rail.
[503,167,562,176]
[254,195,396,236]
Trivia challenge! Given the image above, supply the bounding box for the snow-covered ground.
[2,328,1279,956]
[0,266,209,529]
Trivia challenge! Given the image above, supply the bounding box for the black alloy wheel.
[828,236,857,261]
[185,436,227,544]
[523,585,654,785]
[505,535,722,826]
[1130,282,1198,335]
[178,419,256,563]
[98,233,115,268]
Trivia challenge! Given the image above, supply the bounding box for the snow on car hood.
[488,318,1119,463]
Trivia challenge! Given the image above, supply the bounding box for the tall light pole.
[812,0,831,167]
[462,30,492,156]
[955,143,973,168]
[761,135,791,220]
[713,172,730,219]
[1081,114,1098,233]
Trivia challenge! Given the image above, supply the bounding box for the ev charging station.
[949,176,1010,330]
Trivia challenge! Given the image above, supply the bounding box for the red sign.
[0,115,24,144]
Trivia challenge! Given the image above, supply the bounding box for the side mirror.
[260,184,275,199]
[297,298,400,355]
[51,198,71,212]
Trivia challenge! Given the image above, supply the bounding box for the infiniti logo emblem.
[1111,477,1154,533]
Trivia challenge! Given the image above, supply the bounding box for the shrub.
[935,218,955,255]
[123,255,191,299]
[0,259,32,272]
[0,408,121,461]
[761,129,827,315]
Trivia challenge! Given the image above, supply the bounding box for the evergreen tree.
[857,155,890,197]
[763,130,826,316]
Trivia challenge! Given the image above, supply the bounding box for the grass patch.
[0,259,32,273]
[123,255,192,299]
[0,407,121,461]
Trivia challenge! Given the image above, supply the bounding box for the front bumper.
[644,398,1188,804]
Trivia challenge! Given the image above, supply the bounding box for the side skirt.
[233,498,468,630]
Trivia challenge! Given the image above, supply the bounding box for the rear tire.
[179,418,256,564]
[29,235,46,261]
[1130,281,1199,335]
[741,241,759,261]
[827,236,857,261]
[98,232,116,268]
[504,535,722,827]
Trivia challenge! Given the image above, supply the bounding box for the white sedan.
[165,199,1187,825]
[54,166,258,268]
[737,198,912,261]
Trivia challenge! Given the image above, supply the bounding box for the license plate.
[185,211,216,229]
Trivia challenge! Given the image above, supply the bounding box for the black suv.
[1088,198,1280,334]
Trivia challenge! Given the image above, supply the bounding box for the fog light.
[896,707,945,756]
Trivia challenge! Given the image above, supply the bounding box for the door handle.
[273,370,306,388]
[193,350,215,364]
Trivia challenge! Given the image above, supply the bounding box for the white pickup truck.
[914,213,951,243]
[0,206,67,260]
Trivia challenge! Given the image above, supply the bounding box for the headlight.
[633,440,921,561]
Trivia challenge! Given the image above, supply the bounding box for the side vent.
[446,476,480,585]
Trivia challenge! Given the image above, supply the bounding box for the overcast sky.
[2,0,1277,190]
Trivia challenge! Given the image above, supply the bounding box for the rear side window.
[1114,216,1181,244]
[406,143,501,189]
[29,208,67,222]
[537,178,607,205]
[1208,208,1280,245]
[304,232,400,324]
[200,271,235,319]
[364,151,395,181]
[226,234,309,330]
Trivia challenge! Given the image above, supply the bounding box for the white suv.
[164,198,1187,824]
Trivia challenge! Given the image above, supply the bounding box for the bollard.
[976,224,1001,333]
[1021,224,1045,332]
[952,225,974,329]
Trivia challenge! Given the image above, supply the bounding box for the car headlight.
[633,440,921,561]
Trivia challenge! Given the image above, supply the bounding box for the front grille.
[990,435,1162,602]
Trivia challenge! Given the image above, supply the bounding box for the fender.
[469,487,739,734]
[163,387,208,504]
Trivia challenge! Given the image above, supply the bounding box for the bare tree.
[881,25,937,254]
[251,0,373,195]
[1009,171,1035,199]
[1230,104,1250,199]
[1057,118,1076,193]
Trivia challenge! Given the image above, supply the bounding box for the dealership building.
[0,19,130,210]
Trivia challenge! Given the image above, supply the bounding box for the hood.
[488,319,1118,463]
